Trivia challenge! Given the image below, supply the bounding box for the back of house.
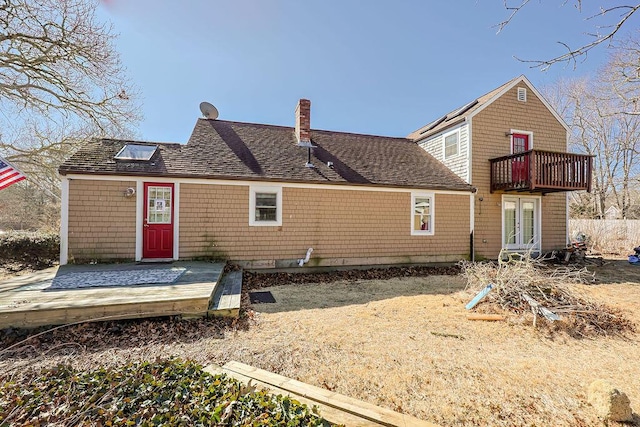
[58,99,474,268]
[59,76,591,266]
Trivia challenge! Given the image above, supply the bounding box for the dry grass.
[2,262,640,426]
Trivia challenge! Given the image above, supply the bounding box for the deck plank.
[0,262,226,329]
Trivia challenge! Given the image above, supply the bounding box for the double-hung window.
[443,130,459,159]
[249,186,282,226]
[411,192,434,235]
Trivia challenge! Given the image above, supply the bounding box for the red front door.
[511,133,530,183]
[143,183,174,259]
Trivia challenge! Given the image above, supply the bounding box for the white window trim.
[249,185,282,226]
[509,129,533,154]
[411,191,435,236]
[443,129,460,159]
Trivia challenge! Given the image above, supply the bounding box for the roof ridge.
[202,118,410,141]
[311,128,411,142]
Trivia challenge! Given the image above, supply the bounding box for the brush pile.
[460,252,635,337]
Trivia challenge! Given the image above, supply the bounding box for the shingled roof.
[59,118,474,192]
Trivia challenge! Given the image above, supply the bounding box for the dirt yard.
[1,260,639,426]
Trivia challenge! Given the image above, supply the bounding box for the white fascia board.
[62,174,473,196]
[418,120,467,143]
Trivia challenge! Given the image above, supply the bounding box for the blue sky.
[99,1,637,143]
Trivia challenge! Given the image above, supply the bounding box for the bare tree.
[0,0,139,130]
[497,1,640,70]
[0,0,140,229]
[546,73,640,219]
[605,33,640,114]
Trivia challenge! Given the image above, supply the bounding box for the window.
[411,192,434,235]
[114,144,157,161]
[444,130,459,158]
[147,186,172,223]
[249,186,282,226]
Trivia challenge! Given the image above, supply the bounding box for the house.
[58,76,592,267]
[408,75,592,260]
[58,100,475,268]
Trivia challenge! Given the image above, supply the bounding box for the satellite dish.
[199,101,219,119]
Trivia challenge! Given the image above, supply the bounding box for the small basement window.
[411,192,434,236]
[114,144,158,161]
[443,130,459,158]
[249,186,282,226]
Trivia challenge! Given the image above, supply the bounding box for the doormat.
[49,267,187,290]
[249,291,276,304]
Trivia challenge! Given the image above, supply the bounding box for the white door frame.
[502,195,541,251]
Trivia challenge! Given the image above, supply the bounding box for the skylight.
[445,99,478,122]
[114,144,158,161]
[419,115,447,134]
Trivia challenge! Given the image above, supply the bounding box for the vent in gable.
[517,87,527,102]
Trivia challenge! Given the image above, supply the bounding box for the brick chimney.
[295,99,311,144]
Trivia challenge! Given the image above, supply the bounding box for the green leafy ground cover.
[0,359,334,426]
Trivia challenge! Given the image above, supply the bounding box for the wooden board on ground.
[467,314,505,321]
[205,361,440,427]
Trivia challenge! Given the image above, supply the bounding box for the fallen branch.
[430,331,465,340]
[459,252,635,336]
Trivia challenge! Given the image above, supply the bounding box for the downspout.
[470,190,476,262]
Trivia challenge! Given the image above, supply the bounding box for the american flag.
[0,157,26,190]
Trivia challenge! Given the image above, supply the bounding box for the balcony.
[490,150,593,194]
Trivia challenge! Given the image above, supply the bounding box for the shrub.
[0,359,334,426]
[0,231,59,269]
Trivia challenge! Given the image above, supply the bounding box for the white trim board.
[60,174,473,196]
[173,182,180,261]
[135,180,143,261]
[501,194,542,252]
[60,178,70,265]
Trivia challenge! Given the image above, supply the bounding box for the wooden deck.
[0,261,227,329]
[490,149,593,194]
[204,361,439,427]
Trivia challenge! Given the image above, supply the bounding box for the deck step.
[204,361,439,427]
[208,269,242,317]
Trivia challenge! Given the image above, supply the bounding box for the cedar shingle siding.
[471,84,567,258]
[67,179,137,262]
[179,184,470,266]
